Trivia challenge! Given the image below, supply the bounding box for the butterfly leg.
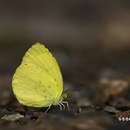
[45,105,51,113]
[62,101,69,111]
[58,103,63,111]
[60,103,65,110]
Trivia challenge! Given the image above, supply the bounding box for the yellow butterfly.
[12,43,68,110]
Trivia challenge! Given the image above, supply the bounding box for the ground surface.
[1,45,130,130]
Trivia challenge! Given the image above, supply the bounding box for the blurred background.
[1,0,130,86]
[1,0,130,129]
[1,0,130,75]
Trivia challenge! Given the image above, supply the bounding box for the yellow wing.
[12,43,63,107]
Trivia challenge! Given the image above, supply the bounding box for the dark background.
[1,0,130,130]
[1,0,130,74]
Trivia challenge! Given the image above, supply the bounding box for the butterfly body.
[12,43,64,107]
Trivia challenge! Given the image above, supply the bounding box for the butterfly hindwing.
[12,43,63,107]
